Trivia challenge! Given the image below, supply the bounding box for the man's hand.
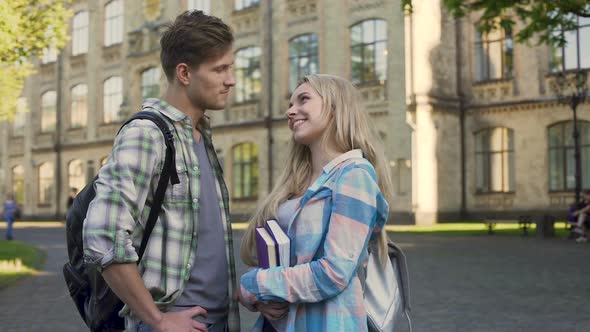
[153,306,208,332]
[256,301,289,321]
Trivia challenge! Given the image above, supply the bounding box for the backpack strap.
[117,111,180,261]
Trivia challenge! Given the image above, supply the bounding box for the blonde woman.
[238,74,393,332]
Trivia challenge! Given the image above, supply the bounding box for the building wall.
[0,0,410,221]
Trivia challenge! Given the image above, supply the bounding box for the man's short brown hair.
[160,10,234,81]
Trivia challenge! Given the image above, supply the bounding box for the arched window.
[72,11,89,55]
[474,27,514,81]
[103,76,123,123]
[11,165,25,204]
[71,84,88,128]
[350,19,388,85]
[41,91,57,132]
[548,121,590,191]
[234,47,262,103]
[289,34,319,92]
[475,127,515,193]
[232,143,259,199]
[38,162,54,205]
[68,159,86,195]
[105,0,123,46]
[141,67,161,99]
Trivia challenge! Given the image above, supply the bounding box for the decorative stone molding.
[359,84,388,114]
[40,63,56,78]
[143,0,161,22]
[98,122,121,138]
[65,128,86,143]
[34,133,55,148]
[349,0,385,12]
[8,137,24,157]
[474,193,515,209]
[102,44,122,63]
[128,23,166,57]
[549,193,576,208]
[232,7,260,35]
[70,54,87,71]
[471,79,513,103]
[286,0,318,20]
[228,102,262,123]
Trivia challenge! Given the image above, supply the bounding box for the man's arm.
[103,263,209,332]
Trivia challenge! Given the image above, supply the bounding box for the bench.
[483,215,533,235]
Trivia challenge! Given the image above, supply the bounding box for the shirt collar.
[142,98,212,133]
[322,149,364,174]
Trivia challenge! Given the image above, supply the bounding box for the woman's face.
[287,83,330,145]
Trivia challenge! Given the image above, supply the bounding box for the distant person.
[2,193,18,240]
[568,189,590,243]
[67,187,78,210]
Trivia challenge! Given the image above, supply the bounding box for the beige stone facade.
[0,0,588,223]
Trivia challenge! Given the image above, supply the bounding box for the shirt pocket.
[166,154,190,202]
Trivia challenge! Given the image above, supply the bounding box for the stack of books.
[256,219,291,268]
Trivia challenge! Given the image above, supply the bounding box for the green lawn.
[385,222,571,237]
[0,240,45,290]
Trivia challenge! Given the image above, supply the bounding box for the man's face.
[187,49,235,112]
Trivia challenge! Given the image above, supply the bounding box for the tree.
[0,0,71,121]
[402,0,590,47]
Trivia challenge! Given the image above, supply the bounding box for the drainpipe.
[55,53,64,219]
[455,18,466,219]
[264,0,274,191]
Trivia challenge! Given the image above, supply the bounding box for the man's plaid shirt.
[82,98,240,331]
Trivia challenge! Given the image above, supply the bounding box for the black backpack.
[63,111,180,331]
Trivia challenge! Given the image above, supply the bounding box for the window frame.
[70,84,88,128]
[474,127,515,194]
[473,27,514,82]
[141,67,161,99]
[289,33,319,92]
[232,143,259,200]
[549,14,590,72]
[41,90,57,133]
[72,11,89,56]
[350,19,388,86]
[38,162,54,206]
[234,46,262,103]
[104,0,123,47]
[103,76,123,123]
[235,0,260,11]
[11,165,25,204]
[547,121,590,192]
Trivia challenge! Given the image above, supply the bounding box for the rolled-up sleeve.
[82,121,164,271]
[240,165,388,304]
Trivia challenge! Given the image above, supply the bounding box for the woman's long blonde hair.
[240,74,394,266]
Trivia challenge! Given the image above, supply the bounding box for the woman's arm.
[240,166,387,305]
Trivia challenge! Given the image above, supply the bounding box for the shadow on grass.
[0,240,46,290]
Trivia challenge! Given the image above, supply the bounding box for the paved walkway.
[1,224,589,331]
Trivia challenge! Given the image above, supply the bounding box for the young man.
[83,11,239,332]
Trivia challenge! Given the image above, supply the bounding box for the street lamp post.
[551,69,588,203]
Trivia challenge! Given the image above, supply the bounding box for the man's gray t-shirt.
[170,137,229,324]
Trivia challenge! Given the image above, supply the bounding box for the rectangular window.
[473,27,513,82]
[105,0,123,46]
[72,11,89,55]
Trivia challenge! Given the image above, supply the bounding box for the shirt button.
[193,198,198,203]
[176,166,182,171]
[187,263,191,269]
[193,166,198,170]
[192,232,197,236]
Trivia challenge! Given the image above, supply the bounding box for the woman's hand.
[256,301,289,321]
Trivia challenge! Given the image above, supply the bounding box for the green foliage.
[402,0,589,47]
[0,0,71,121]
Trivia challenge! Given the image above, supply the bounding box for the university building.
[0,0,588,224]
